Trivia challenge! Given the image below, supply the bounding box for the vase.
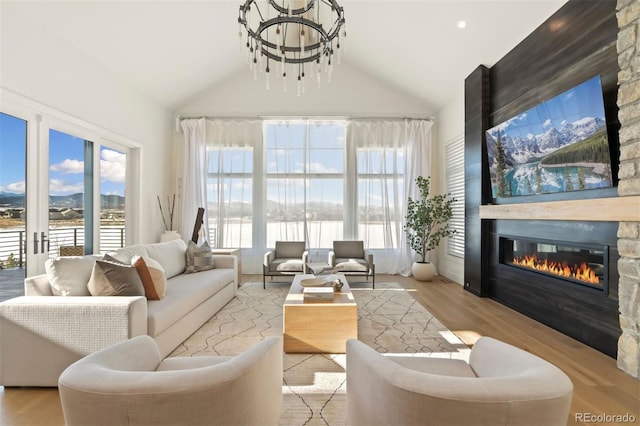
[412,261,435,282]
[160,230,181,242]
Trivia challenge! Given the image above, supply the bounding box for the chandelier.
[238,0,346,95]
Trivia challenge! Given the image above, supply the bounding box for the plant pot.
[160,230,181,242]
[412,261,435,282]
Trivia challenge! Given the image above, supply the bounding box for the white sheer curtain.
[179,117,431,274]
[179,118,262,247]
[178,118,208,243]
[346,119,432,275]
[206,119,263,249]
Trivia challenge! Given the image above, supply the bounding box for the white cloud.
[6,181,26,194]
[526,133,534,140]
[232,181,251,190]
[100,149,126,183]
[308,162,339,173]
[543,119,552,128]
[50,158,84,174]
[49,179,83,194]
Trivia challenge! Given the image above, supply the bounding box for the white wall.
[433,86,465,285]
[177,61,433,117]
[1,4,173,243]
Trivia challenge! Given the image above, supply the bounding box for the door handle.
[33,232,39,255]
[41,232,49,254]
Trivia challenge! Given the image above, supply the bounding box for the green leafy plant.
[404,176,457,263]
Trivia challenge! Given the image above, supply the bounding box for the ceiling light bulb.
[457,21,466,29]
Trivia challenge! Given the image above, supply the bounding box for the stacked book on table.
[303,286,335,302]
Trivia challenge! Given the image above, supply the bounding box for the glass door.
[0,111,129,301]
[0,113,30,300]
[48,129,90,258]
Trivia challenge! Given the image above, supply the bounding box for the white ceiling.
[7,0,568,112]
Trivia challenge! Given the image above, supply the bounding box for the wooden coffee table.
[283,274,358,353]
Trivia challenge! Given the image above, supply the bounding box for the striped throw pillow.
[185,240,215,274]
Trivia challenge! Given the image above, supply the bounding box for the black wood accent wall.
[464,65,490,296]
[463,0,621,357]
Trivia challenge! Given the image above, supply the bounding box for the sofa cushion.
[87,260,146,297]
[185,241,215,274]
[109,244,149,264]
[269,258,304,272]
[335,258,368,272]
[146,268,235,337]
[132,255,167,300]
[45,255,97,296]
[145,239,187,279]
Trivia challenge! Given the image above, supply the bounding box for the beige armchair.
[58,335,283,426]
[263,241,309,288]
[346,337,573,426]
[329,240,375,288]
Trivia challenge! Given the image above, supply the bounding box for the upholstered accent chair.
[263,241,309,288]
[329,240,375,288]
[58,335,283,426]
[346,337,573,426]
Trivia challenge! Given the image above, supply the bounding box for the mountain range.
[486,116,606,167]
[0,192,125,209]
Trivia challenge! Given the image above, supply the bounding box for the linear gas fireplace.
[499,236,608,293]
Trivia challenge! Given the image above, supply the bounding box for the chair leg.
[372,265,375,289]
[263,266,266,289]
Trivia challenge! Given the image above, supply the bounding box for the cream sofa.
[0,239,238,387]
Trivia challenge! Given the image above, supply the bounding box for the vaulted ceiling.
[5,0,567,112]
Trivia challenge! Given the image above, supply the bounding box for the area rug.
[170,281,470,426]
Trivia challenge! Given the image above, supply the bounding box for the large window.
[207,147,253,248]
[265,121,345,248]
[357,148,405,249]
[195,117,431,274]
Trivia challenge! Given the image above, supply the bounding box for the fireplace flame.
[512,255,600,285]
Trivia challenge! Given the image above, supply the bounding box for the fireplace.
[487,220,620,358]
[499,236,608,293]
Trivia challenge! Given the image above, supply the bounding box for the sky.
[0,113,126,197]
[488,75,607,140]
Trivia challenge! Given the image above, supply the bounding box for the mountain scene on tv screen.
[485,76,613,198]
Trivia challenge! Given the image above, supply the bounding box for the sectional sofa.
[0,239,238,387]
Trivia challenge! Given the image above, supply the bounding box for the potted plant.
[404,176,456,281]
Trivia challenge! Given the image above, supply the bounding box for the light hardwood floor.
[1,274,638,425]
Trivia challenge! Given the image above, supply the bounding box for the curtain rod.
[175,114,434,132]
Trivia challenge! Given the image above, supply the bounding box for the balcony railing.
[0,226,125,268]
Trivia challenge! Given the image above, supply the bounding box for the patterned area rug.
[170,281,470,426]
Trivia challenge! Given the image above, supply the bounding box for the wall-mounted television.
[485,75,613,198]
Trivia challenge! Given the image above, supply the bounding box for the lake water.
[498,162,612,197]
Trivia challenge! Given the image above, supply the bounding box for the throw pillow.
[145,239,188,279]
[132,255,167,300]
[87,259,145,297]
[45,255,97,296]
[185,240,215,274]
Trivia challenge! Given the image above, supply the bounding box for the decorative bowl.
[300,278,328,287]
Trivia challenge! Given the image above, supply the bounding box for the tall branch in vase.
[157,194,176,231]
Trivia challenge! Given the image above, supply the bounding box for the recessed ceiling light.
[457,20,466,29]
